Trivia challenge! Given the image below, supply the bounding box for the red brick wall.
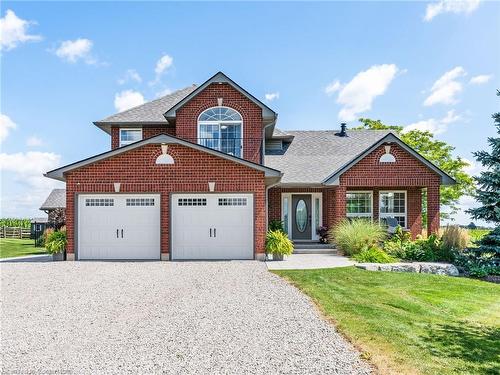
[175,83,263,164]
[267,144,441,238]
[111,126,175,149]
[65,144,266,258]
[340,144,440,187]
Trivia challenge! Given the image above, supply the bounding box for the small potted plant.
[265,230,294,261]
[45,228,67,261]
[317,226,329,244]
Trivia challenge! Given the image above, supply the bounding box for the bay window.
[346,191,373,219]
[379,191,407,228]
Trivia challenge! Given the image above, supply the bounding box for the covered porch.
[268,184,440,241]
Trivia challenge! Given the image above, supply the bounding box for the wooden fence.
[0,226,31,239]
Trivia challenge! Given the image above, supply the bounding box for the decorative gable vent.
[379,145,396,163]
[156,144,174,164]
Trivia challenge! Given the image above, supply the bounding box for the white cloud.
[118,69,142,85]
[0,151,63,217]
[332,64,399,122]
[0,114,17,143]
[443,195,489,227]
[0,9,41,51]
[150,54,173,85]
[423,66,466,106]
[114,90,145,112]
[26,136,43,147]
[54,38,96,64]
[462,157,485,176]
[265,92,280,101]
[0,151,61,188]
[424,0,481,21]
[403,110,461,135]
[469,74,492,85]
[155,54,173,75]
[324,80,342,96]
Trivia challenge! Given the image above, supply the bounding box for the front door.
[291,194,312,240]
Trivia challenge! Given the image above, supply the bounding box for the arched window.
[198,107,243,157]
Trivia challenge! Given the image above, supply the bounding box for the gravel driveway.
[1,261,370,374]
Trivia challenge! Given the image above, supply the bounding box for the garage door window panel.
[85,198,114,207]
[178,198,207,206]
[126,198,155,206]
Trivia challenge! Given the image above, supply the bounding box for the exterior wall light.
[156,144,174,165]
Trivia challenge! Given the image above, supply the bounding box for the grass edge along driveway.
[0,238,47,259]
[273,267,500,375]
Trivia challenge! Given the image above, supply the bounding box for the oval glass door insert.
[296,200,307,232]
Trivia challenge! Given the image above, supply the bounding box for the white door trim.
[281,192,322,241]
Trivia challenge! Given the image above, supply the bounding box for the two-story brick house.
[45,72,454,261]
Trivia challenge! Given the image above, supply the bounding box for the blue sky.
[1,1,499,225]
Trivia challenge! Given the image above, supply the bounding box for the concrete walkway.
[0,254,52,263]
[266,253,354,270]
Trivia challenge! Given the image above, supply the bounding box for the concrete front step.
[293,242,335,249]
[293,248,338,254]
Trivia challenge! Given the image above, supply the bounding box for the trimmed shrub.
[330,219,386,256]
[353,246,396,263]
[265,230,294,256]
[441,225,469,251]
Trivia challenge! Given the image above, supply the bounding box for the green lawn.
[0,238,47,258]
[274,267,500,375]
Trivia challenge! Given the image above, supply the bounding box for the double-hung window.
[119,129,142,147]
[346,191,373,219]
[198,107,243,157]
[379,191,407,228]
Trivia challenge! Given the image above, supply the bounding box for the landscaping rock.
[355,263,380,271]
[378,264,393,272]
[356,262,459,276]
[391,263,421,273]
[418,262,459,276]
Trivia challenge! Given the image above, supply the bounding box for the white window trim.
[119,128,143,147]
[281,192,322,241]
[346,190,374,219]
[197,106,244,158]
[379,190,407,229]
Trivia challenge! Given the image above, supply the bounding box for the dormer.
[164,72,277,164]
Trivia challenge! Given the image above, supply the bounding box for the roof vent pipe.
[337,123,348,137]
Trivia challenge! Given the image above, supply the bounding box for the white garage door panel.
[78,194,160,260]
[171,194,253,260]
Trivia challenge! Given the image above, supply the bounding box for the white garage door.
[171,194,254,260]
[78,194,160,260]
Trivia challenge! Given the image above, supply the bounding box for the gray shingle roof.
[265,130,391,184]
[95,86,197,124]
[40,189,66,210]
